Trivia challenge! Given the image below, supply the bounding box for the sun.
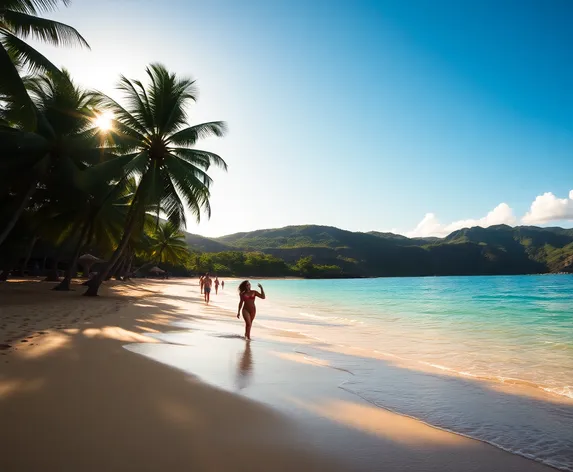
[94,111,114,131]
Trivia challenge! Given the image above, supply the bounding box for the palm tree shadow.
[236,342,254,391]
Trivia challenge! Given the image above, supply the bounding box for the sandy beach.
[0,278,558,472]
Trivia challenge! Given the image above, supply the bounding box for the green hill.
[185,224,573,276]
[216,225,368,249]
[182,231,233,252]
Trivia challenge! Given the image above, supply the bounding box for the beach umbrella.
[78,254,104,276]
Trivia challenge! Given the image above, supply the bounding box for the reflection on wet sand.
[236,342,253,390]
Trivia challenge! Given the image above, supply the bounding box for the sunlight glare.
[94,111,114,131]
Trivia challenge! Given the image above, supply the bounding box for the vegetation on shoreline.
[8,222,572,280]
[186,252,342,278]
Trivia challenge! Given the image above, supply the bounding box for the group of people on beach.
[199,274,223,302]
[198,274,266,341]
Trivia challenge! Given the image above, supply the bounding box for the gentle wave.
[289,344,573,472]
[339,382,573,472]
[419,361,573,400]
[270,313,573,401]
[259,307,573,401]
[298,311,363,325]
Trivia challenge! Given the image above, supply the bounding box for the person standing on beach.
[214,277,220,294]
[221,280,225,290]
[203,273,213,303]
[199,275,204,294]
[237,281,265,340]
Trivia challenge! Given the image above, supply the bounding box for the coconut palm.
[0,69,106,247]
[149,222,191,265]
[52,174,136,290]
[0,0,89,128]
[144,221,191,267]
[84,63,227,296]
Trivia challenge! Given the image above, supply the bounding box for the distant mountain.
[368,231,439,246]
[217,225,392,249]
[182,231,233,253]
[183,224,573,276]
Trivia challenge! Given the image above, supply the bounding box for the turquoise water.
[218,275,573,470]
[240,275,573,398]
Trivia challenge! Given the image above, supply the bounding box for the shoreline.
[0,278,561,471]
[216,277,573,405]
[218,277,573,404]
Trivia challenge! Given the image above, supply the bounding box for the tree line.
[187,252,344,278]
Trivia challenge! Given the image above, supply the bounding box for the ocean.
[216,275,573,471]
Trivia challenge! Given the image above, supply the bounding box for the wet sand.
[0,278,557,471]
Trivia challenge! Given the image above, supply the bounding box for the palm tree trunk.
[84,176,151,296]
[84,174,152,296]
[20,236,39,275]
[78,223,96,277]
[106,256,123,281]
[84,207,141,296]
[43,254,62,282]
[0,179,37,247]
[115,257,128,280]
[0,249,20,281]
[0,260,11,281]
[123,254,134,280]
[53,219,91,291]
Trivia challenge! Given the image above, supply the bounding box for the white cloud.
[406,203,517,238]
[399,190,573,239]
[522,190,573,225]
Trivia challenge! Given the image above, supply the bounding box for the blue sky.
[38,0,573,236]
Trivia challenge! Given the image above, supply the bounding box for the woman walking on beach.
[214,277,220,294]
[237,281,265,340]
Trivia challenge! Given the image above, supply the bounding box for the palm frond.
[116,76,154,132]
[145,63,198,134]
[0,127,50,171]
[1,1,71,15]
[0,42,36,128]
[2,32,61,75]
[169,147,228,171]
[145,220,191,265]
[2,9,90,48]
[121,151,150,181]
[159,170,186,228]
[167,153,214,187]
[162,156,212,223]
[91,91,149,140]
[73,153,136,193]
[167,121,227,147]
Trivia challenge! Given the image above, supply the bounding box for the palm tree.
[0,0,89,128]
[52,175,136,290]
[148,222,191,265]
[0,152,127,283]
[84,64,227,296]
[0,69,105,247]
[135,222,191,274]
